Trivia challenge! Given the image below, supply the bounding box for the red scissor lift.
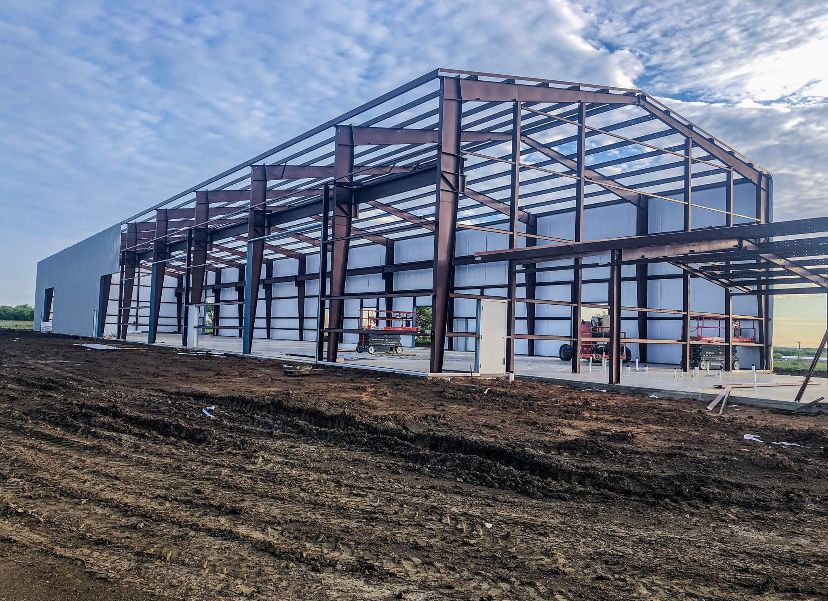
[690,318,755,370]
[355,309,418,355]
[559,316,633,363]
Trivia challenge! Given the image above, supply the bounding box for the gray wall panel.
[34,225,121,337]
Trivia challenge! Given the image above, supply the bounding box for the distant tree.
[0,304,34,321]
[416,306,432,336]
[415,306,432,346]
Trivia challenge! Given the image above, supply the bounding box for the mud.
[0,329,826,600]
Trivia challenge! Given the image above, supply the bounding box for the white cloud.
[0,0,826,305]
[584,0,828,103]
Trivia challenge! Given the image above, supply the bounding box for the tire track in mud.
[157,392,821,511]
[0,413,560,599]
[9,387,827,512]
[3,331,828,600]
[9,396,824,596]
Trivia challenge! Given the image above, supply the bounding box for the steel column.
[506,102,521,373]
[237,268,245,338]
[243,165,266,354]
[525,216,538,356]
[326,126,355,362]
[182,228,193,346]
[635,198,649,362]
[430,76,462,374]
[175,275,184,333]
[680,138,692,372]
[383,242,395,315]
[118,223,138,340]
[316,184,331,361]
[212,270,222,336]
[572,102,586,373]
[724,170,734,370]
[297,257,306,341]
[608,249,622,384]
[190,193,210,306]
[183,193,209,346]
[147,209,169,344]
[264,260,273,339]
[756,173,771,369]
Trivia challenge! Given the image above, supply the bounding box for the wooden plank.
[713,382,816,389]
[707,386,732,411]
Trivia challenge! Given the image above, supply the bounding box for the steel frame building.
[35,69,828,385]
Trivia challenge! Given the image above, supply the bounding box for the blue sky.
[1,0,826,341]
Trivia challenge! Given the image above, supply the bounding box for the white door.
[475,299,508,375]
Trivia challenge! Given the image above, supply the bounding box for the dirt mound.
[1,329,827,600]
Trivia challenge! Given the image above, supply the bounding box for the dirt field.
[1,329,827,600]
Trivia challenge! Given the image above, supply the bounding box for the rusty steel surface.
[93,68,828,382]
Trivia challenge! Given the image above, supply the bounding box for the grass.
[0,320,32,330]
[775,360,827,377]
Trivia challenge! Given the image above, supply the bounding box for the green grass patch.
[0,320,33,330]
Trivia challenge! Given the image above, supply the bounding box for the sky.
[0,0,826,343]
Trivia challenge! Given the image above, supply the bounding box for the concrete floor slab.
[127,333,827,409]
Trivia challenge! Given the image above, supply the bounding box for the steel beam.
[474,217,828,264]
[521,134,643,207]
[363,199,435,231]
[458,78,638,105]
[326,126,355,362]
[350,126,511,145]
[463,187,531,224]
[264,164,412,181]
[353,167,437,205]
[309,214,389,247]
[431,77,462,373]
[742,241,828,288]
[639,98,763,185]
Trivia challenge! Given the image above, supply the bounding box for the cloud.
[0,0,645,304]
[583,0,828,104]
[0,0,826,305]
[650,98,828,219]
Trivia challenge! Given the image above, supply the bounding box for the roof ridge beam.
[457,78,639,105]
